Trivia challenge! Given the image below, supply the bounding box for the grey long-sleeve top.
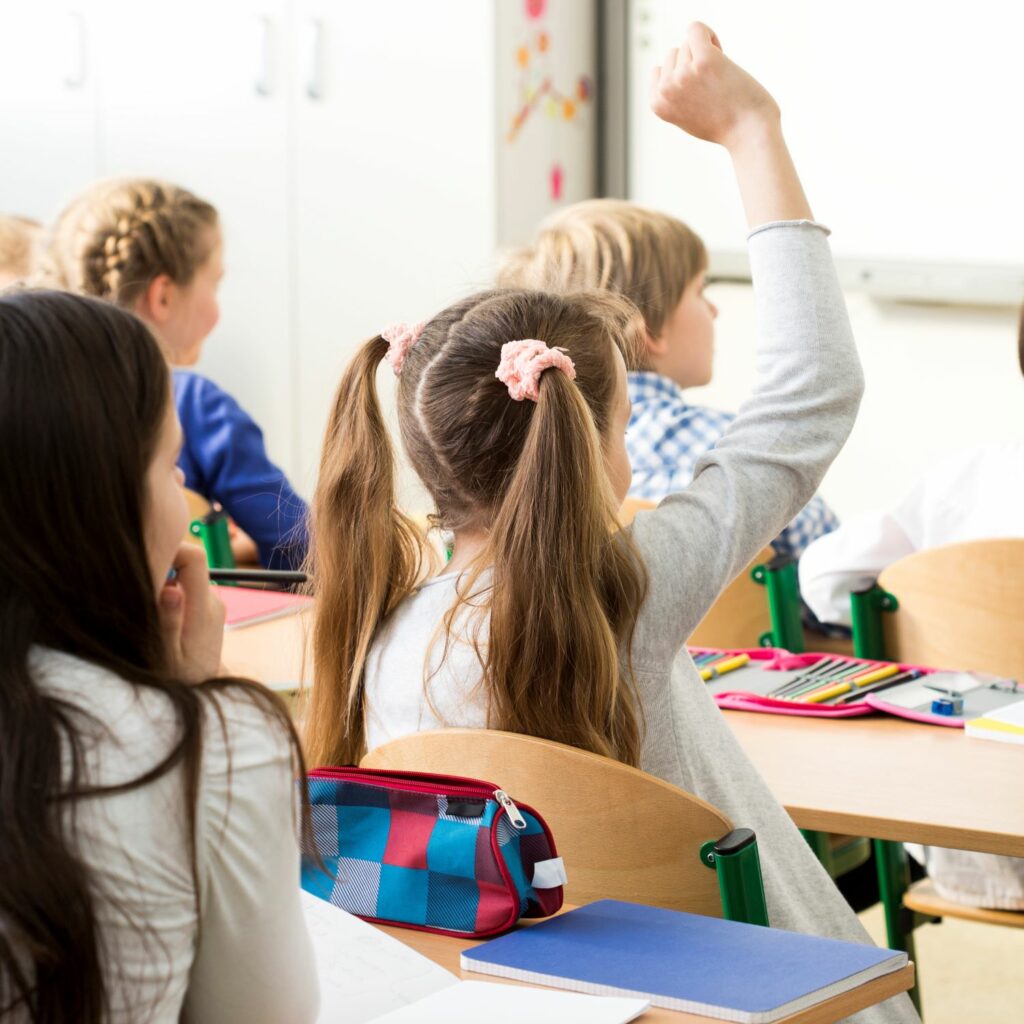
[365,221,919,1024]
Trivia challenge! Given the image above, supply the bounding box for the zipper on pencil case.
[309,767,529,829]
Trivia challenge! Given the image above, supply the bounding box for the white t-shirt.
[365,571,489,752]
[26,648,319,1023]
[799,441,1024,627]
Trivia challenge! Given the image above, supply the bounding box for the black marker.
[209,568,308,587]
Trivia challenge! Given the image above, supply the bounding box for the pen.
[694,651,728,666]
[209,568,308,587]
[834,669,924,704]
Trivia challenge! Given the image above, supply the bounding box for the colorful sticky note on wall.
[550,164,563,201]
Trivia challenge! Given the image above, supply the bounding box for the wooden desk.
[223,615,1023,857]
[374,916,914,1024]
[724,709,1024,857]
[222,609,313,691]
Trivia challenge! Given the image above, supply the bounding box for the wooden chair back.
[689,545,776,649]
[361,729,732,915]
[878,538,1024,682]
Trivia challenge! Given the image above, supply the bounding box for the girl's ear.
[644,325,669,359]
[137,274,176,326]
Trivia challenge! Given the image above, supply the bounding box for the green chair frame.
[189,508,236,571]
[847,584,934,1013]
[701,827,770,926]
[751,567,919,1007]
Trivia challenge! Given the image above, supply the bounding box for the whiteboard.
[628,0,1024,304]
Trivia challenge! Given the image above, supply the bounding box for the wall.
[693,284,1024,520]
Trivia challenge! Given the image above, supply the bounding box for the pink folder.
[216,586,312,629]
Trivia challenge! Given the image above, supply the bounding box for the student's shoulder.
[172,369,248,423]
[627,372,734,431]
[32,649,291,780]
[194,685,298,853]
[31,648,186,785]
[198,684,295,780]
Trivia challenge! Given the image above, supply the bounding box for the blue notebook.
[461,900,907,1024]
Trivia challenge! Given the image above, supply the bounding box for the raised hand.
[651,22,811,228]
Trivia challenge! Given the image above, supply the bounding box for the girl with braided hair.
[39,178,307,570]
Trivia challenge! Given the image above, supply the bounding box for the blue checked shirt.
[626,372,840,560]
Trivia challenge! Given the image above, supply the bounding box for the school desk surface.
[725,711,1024,857]
[221,616,1024,858]
[373,905,915,1024]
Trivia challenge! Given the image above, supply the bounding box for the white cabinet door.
[291,0,497,493]
[0,3,100,221]
[96,0,298,478]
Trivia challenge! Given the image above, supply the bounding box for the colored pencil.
[803,664,902,704]
[700,653,751,682]
[778,661,882,700]
[769,657,844,697]
[834,669,923,704]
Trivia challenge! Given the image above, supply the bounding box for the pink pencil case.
[691,647,943,722]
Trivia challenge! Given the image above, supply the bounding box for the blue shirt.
[173,371,308,570]
[625,371,839,560]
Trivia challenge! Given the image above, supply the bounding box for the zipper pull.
[494,789,528,830]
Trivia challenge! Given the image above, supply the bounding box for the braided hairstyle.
[38,179,218,308]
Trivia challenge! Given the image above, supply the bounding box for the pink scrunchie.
[382,321,425,375]
[495,339,576,402]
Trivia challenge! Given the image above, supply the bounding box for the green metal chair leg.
[801,828,835,875]
[874,838,923,1013]
[701,827,770,926]
[752,555,805,652]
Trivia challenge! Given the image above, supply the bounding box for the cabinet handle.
[254,15,274,97]
[304,18,325,101]
[64,10,87,90]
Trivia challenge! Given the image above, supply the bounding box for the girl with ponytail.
[306,25,915,1024]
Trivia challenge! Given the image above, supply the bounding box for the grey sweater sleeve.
[628,221,864,664]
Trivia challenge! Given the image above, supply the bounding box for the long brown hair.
[37,178,218,307]
[306,289,648,768]
[0,290,305,1021]
[497,198,707,368]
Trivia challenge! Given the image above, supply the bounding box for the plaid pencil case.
[300,766,565,937]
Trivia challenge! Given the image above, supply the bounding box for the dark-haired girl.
[0,290,317,1022]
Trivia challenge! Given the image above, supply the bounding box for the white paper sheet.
[367,980,650,1023]
[301,893,456,1024]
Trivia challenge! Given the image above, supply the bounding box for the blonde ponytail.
[304,336,430,766]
